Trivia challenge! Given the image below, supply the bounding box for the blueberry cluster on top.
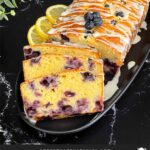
[84,12,103,30]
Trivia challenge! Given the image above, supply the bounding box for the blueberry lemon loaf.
[23,54,103,81]
[23,43,100,60]
[48,0,149,66]
[20,70,104,120]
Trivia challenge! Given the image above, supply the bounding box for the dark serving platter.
[14,0,150,135]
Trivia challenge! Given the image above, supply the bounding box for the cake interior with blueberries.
[20,71,104,120]
[23,54,103,81]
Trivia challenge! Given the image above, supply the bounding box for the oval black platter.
[15,0,150,135]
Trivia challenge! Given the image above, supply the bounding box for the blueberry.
[81,72,95,81]
[26,107,36,117]
[84,12,94,21]
[88,58,95,71]
[45,102,51,108]
[25,51,41,60]
[94,17,102,26]
[64,91,75,97]
[32,100,40,108]
[24,48,32,59]
[104,4,109,8]
[25,55,31,60]
[62,105,73,115]
[40,78,50,87]
[26,100,40,117]
[111,20,117,25]
[30,57,41,64]
[115,11,124,17]
[24,48,32,55]
[95,101,102,111]
[60,33,70,42]
[84,12,102,30]
[40,76,58,88]
[31,51,41,58]
[85,21,95,30]
[28,81,35,90]
[93,12,100,19]
[65,57,82,69]
[84,35,88,39]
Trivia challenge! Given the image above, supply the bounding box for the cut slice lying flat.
[20,70,104,121]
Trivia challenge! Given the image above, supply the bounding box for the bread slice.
[23,42,100,60]
[20,70,104,120]
[23,54,103,81]
[48,0,149,66]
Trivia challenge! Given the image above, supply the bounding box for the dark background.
[0,0,150,147]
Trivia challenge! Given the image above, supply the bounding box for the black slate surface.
[0,0,150,147]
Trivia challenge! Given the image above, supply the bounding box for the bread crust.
[23,43,101,59]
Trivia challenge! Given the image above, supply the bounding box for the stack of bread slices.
[20,43,104,121]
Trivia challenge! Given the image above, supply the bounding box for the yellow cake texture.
[23,54,103,81]
[23,43,100,60]
[20,70,104,120]
[48,0,149,66]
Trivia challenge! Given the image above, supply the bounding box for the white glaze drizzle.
[48,0,149,54]
[141,21,147,30]
[128,61,136,70]
[132,35,141,44]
